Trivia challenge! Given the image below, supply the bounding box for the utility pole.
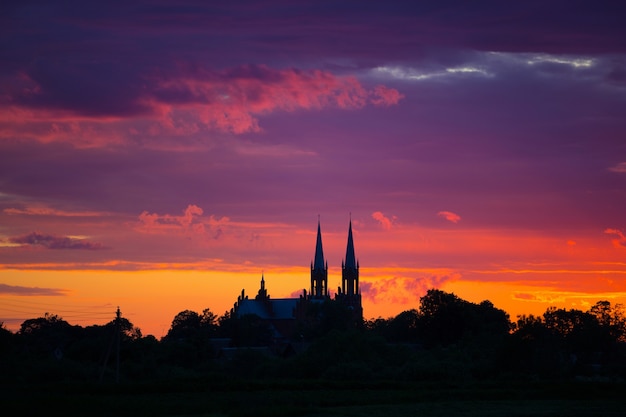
[99,306,122,383]
[115,306,121,384]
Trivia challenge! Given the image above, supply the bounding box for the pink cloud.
[608,162,626,173]
[370,85,405,106]
[0,105,129,148]
[604,228,626,248]
[361,273,458,306]
[148,66,404,135]
[0,66,402,146]
[137,204,229,239]
[437,211,461,223]
[359,281,380,301]
[372,211,396,230]
[180,204,203,227]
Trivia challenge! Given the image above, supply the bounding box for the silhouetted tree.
[0,323,15,375]
[161,308,221,367]
[217,310,235,338]
[476,300,512,336]
[543,307,605,356]
[418,289,466,346]
[121,334,161,379]
[200,307,218,329]
[417,289,510,347]
[115,317,143,341]
[18,313,76,356]
[0,322,13,348]
[367,309,420,343]
[164,308,219,342]
[293,329,393,379]
[164,310,202,341]
[512,314,547,340]
[506,303,626,377]
[589,300,626,342]
[504,314,562,375]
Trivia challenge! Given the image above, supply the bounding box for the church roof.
[271,299,300,319]
[236,298,299,320]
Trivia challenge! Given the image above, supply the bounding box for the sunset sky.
[2,1,626,337]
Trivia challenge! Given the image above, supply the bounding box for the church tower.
[310,218,328,299]
[341,219,359,297]
[339,219,362,318]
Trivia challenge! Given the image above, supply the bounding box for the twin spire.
[311,217,359,299]
[313,217,357,269]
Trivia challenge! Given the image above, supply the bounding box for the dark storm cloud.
[12,60,150,117]
[1,0,623,130]
[605,60,626,86]
[3,1,625,112]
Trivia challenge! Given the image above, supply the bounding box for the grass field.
[3,377,624,417]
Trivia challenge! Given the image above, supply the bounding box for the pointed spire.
[345,218,357,269]
[313,217,325,270]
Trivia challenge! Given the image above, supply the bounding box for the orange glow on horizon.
[2,211,625,337]
[3,262,626,338]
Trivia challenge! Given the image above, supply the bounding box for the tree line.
[1,289,626,383]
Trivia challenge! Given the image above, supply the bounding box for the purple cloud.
[0,0,624,293]
[0,283,68,296]
[514,293,538,301]
[9,232,106,250]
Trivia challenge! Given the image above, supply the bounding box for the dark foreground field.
[3,377,624,417]
[5,293,626,416]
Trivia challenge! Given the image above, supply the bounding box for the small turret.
[256,272,269,301]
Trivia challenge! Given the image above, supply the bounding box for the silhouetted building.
[231,219,363,341]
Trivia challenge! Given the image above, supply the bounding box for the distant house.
[231,219,363,343]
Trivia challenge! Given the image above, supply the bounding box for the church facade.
[231,219,363,341]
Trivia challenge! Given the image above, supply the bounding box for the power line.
[0,306,120,316]
[0,299,131,330]
[0,297,114,311]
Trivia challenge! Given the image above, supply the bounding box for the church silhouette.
[231,219,363,340]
